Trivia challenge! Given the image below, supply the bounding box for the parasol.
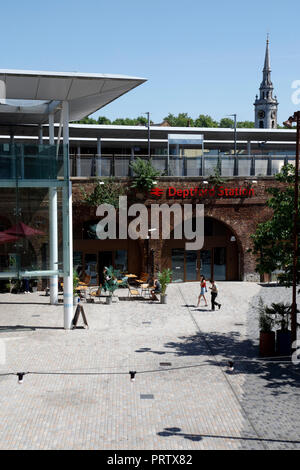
[4,222,44,237]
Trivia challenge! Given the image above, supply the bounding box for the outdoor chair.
[141,283,151,297]
[89,286,102,302]
[136,272,149,285]
[128,286,140,298]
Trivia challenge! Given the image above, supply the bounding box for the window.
[214,247,226,280]
[115,250,127,273]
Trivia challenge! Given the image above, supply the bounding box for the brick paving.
[0,282,299,450]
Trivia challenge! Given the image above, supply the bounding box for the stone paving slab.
[0,282,299,450]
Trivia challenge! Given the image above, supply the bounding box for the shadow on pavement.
[156,427,300,445]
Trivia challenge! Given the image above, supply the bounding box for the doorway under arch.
[161,216,240,282]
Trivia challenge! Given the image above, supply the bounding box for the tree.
[194,114,218,128]
[219,117,234,128]
[97,116,111,125]
[163,113,193,127]
[135,115,149,126]
[250,164,300,286]
[75,116,98,124]
[237,120,255,128]
[73,114,256,128]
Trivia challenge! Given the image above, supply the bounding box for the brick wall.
[71,177,284,281]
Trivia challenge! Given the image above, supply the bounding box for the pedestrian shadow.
[191,308,212,312]
[157,427,202,441]
[135,347,166,355]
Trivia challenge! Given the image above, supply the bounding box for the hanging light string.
[0,355,299,383]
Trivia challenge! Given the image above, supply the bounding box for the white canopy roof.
[0,69,146,124]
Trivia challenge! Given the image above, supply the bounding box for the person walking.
[209,279,221,311]
[197,275,208,307]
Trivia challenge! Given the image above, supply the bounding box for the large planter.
[276,330,292,356]
[160,294,167,304]
[106,296,112,305]
[259,331,276,357]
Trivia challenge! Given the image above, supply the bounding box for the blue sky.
[1,0,300,124]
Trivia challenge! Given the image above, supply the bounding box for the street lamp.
[146,228,157,274]
[227,114,237,156]
[283,112,300,346]
[143,112,151,160]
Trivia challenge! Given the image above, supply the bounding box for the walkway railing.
[70,154,296,178]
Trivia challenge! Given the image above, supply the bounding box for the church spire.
[254,37,278,129]
[261,36,272,88]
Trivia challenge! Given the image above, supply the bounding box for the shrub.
[130,158,161,192]
[81,177,126,208]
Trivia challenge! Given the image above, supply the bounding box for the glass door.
[85,253,98,285]
[200,250,211,280]
[98,251,113,276]
[213,247,226,280]
[185,250,198,281]
[171,248,184,282]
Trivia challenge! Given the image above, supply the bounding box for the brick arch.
[160,213,241,281]
[203,209,260,281]
[204,213,244,281]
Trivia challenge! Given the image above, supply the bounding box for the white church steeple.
[254,37,278,128]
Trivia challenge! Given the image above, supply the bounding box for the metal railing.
[69,154,296,178]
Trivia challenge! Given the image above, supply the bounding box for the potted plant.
[265,302,292,356]
[130,158,161,196]
[103,265,119,304]
[158,268,172,304]
[73,269,80,305]
[258,297,275,357]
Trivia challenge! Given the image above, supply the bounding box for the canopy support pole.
[96,137,102,176]
[49,113,58,305]
[62,101,73,329]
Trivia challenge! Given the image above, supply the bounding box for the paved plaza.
[0,282,299,450]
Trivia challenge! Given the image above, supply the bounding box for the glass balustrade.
[69,154,296,178]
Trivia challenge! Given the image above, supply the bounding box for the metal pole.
[96,137,102,176]
[130,146,134,177]
[167,138,170,176]
[62,100,73,330]
[49,113,58,305]
[147,112,150,160]
[233,114,237,157]
[76,145,81,177]
[38,125,43,145]
[291,111,300,344]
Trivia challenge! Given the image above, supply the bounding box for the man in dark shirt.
[150,278,161,301]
